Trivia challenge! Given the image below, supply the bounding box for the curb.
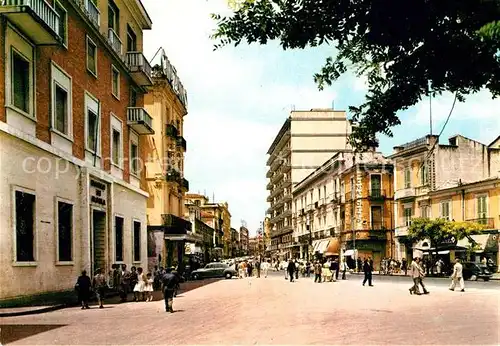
[0,304,67,318]
[350,272,500,280]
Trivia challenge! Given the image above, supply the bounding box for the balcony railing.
[1,0,61,44]
[162,214,192,235]
[166,124,178,138]
[394,187,416,200]
[368,189,386,199]
[107,28,122,56]
[176,136,187,151]
[467,217,495,229]
[126,51,152,86]
[84,0,100,28]
[166,169,181,183]
[370,222,386,230]
[127,107,154,135]
[181,178,189,191]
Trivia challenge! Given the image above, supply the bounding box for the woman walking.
[93,268,107,309]
[133,267,147,301]
[75,270,91,309]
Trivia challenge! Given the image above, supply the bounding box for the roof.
[267,118,291,155]
[489,135,500,148]
[185,193,206,198]
[429,176,500,195]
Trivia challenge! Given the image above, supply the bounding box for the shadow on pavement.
[0,324,66,344]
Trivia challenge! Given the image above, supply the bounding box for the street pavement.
[1,273,498,345]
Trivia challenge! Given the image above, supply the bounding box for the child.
[144,273,154,302]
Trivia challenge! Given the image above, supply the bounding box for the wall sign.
[90,179,107,206]
[355,170,363,228]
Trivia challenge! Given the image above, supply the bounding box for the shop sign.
[438,236,457,247]
[355,171,363,228]
[90,179,107,206]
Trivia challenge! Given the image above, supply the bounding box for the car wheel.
[225,272,232,279]
[483,277,490,282]
[470,274,477,281]
[193,274,200,280]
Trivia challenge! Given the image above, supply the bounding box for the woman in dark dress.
[75,270,92,309]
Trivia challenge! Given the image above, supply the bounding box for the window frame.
[420,163,429,186]
[84,92,101,154]
[111,65,120,100]
[110,114,123,167]
[132,219,141,263]
[12,186,37,266]
[10,47,33,117]
[476,194,488,219]
[404,167,411,188]
[51,62,73,139]
[130,139,139,177]
[439,200,452,221]
[403,207,412,227]
[55,197,74,265]
[86,36,98,77]
[54,0,68,47]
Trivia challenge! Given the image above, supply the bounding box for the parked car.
[191,262,237,280]
[462,262,492,281]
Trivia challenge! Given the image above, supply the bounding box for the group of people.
[235,259,271,278]
[409,257,467,295]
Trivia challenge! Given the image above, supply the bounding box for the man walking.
[449,258,465,292]
[262,260,270,278]
[362,258,373,286]
[409,257,421,295]
[314,261,322,283]
[255,260,261,278]
[162,267,179,313]
[287,259,296,282]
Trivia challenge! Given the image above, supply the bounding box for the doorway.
[92,210,107,274]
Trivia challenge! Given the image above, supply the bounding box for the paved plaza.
[1,274,499,345]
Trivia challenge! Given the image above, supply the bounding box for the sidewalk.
[0,278,220,318]
[351,271,500,280]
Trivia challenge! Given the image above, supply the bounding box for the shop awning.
[343,249,355,257]
[456,234,496,253]
[325,238,341,256]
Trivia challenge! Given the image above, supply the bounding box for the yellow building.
[428,177,500,269]
[390,134,498,260]
[144,49,190,271]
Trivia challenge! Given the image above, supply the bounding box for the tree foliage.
[212,0,500,151]
[407,218,485,247]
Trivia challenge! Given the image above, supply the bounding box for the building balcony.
[82,0,100,28]
[266,195,273,202]
[176,136,187,151]
[0,0,61,45]
[283,193,292,201]
[467,217,495,229]
[266,170,273,178]
[282,209,292,218]
[395,226,409,237]
[345,191,354,202]
[166,169,181,183]
[270,158,281,171]
[166,124,178,139]
[271,172,283,184]
[370,222,387,231]
[266,181,273,190]
[127,107,154,135]
[394,187,415,200]
[181,178,189,191]
[282,161,291,173]
[162,213,192,235]
[282,178,292,188]
[317,198,326,207]
[126,51,152,86]
[306,203,314,212]
[367,189,387,200]
[107,28,122,56]
[368,229,387,240]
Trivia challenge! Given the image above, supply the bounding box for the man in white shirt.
[449,258,465,292]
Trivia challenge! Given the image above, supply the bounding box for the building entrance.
[91,210,106,274]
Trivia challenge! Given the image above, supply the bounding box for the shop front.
[344,240,386,271]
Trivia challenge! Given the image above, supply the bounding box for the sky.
[141,0,500,236]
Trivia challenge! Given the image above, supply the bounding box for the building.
[230,227,240,257]
[293,149,394,270]
[390,134,500,260]
[263,217,271,254]
[0,0,152,302]
[266,109,351,259]
[240,225,249,255]
[144,49,190,271]
[184,196,214,264]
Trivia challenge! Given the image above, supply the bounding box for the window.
[130,142,138,175]
[477,195,487,220]
[112,129,121,164]
[420,163,429,185]
[371,206,383,228]
[404,167,411,188]
[115,216,124,262]
[127,25,137,52]
[15,190,36,262]
[12,50,30,113]
[111,65,120,98]
[129,87,137,107]
[440,201,451,220]
[57,201,73,262]
[370,174,382,197]
[108,0,120,32]
[133,220,141,262]
[404,207,412,226]
[86,37,97,76]
[420,205,430,218]
[51,63,72,137]
[87,109,98,151]
[55,1,68,46]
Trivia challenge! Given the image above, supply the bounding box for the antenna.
[429,80,433,135]
[213,192,215,202]
[331,100,335,110]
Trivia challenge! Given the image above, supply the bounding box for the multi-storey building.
[293,149,393,269]
[266,109,351,259]
[390,134,500,260]
[239,225,249,254]
[263,217,271,253]
[0,0,153,302]
[230,227,240,257]
[184,196,214,264]
[144,49,190,271]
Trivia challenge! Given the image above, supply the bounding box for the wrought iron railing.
[107,28,122,56]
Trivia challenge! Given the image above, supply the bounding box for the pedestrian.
[401,258,408,276]
[92,268,107,309]
[294,259,299,280]
[287,259,296,282]
[247,261,253,277]
[436,258,444,276]
[314,261,322,283]
[130,266,138,301]
[255,260,261,278]
[75,270,91,309]
[322,260,332,282]
[144,273,154,302]
[362,259,373,286]
[161,267,179,313]
[416,258,430,294]
[409,257,421,295]
[341,260,348,280]
[329,259,336,282]
[119,264,131,302]
[449,258,465,292]
[306,261,311,277]
[262,260,270,278]
[133,267,146,301]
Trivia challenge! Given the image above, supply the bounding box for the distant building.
[240,226,249,254]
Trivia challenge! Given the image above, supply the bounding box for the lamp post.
[306,214,312,262]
